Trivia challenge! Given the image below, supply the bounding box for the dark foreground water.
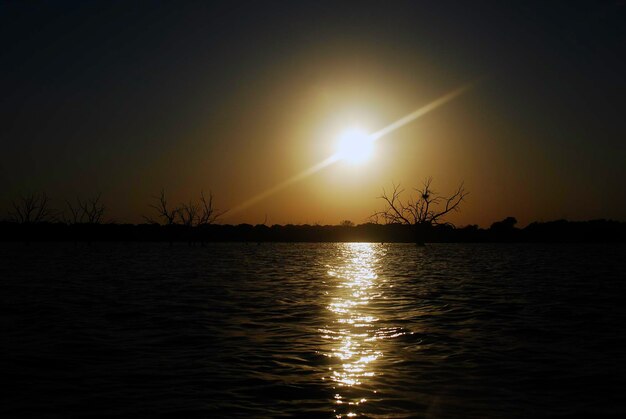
[1,243,625,417]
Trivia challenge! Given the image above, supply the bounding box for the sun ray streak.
[225,82,474,217]
[370,82,474,141]
[228,155,340,215]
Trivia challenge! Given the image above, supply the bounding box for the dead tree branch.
[10,192,56,223]
[143,188,179,225]
[178,200,198,227]
[64,198,84,224]
[79,193,105,224]
[197,190,226,226]
[373,178,468,227]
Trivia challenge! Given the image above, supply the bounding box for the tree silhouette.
[176,190,226,228]
[490,216,517,231]
[197,190,226,227]
[372,177,468,244]
[65,194,105,224]
[143,188,179,225]
[178,200,198,227]
[143,189,226,245]
[81,193,105,224]
[9,192,56,223]
[65,198,83,224]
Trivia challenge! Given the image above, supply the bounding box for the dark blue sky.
[1,1,625,225]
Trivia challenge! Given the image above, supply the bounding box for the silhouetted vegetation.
[64,194,106,224]
[2,188,625,243]
[141,188,226,245]
[0,218,624,243]
[143,189,225,227]
[9,192,56,223]
[372,178,468,245]
[143,188,180,226]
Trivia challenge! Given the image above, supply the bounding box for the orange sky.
[2,2,625,227]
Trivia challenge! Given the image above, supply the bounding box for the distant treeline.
[1,218,624,243]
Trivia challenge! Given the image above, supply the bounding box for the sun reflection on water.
[320,243,388,418]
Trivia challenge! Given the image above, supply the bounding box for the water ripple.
[1,243,625,417]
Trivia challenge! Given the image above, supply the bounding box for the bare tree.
[372,177,468,243]
[64,198,84,224]
[10,192,56,223]
[179,190,227,227]
[143,188,226,246]
[63,194,105,224]
[197,190,226,227]
[84,194,105,224]
[144,188,179,225]
[81,194,105,224]
[178,200,198,227]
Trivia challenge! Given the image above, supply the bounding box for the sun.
[335,128,375,164]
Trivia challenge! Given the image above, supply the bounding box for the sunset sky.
[1,1,625,227]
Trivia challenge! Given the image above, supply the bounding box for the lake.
[2,243,625,417]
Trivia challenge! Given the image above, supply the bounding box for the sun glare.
[335,128,375,165]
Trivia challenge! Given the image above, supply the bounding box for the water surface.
[1,243,625,417]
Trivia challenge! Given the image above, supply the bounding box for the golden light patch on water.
[322,243,388,417]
